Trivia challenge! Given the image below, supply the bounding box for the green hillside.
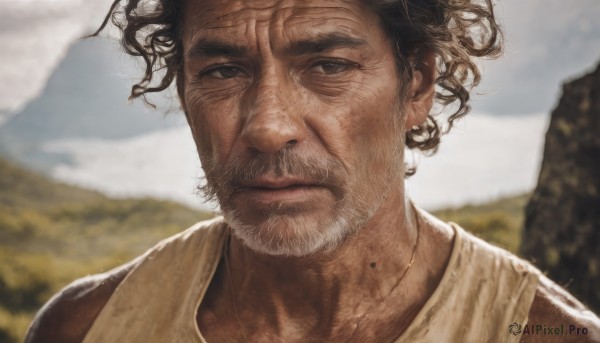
[0,157,212,342]
[433,194,529,253]
[0,157,527,342]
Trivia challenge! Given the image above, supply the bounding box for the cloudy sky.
[1,0,599,210]
[478,0,600,114]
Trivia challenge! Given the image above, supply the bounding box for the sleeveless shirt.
[82,216,540,343]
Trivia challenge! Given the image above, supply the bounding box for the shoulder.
[521,274,600,343]
[25,218,225,343]
[24,257,138,343]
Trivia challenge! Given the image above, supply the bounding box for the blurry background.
[0,0,599,341]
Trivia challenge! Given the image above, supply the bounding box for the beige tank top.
[82,217,539,343]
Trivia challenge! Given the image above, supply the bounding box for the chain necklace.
[349,208,420,340]
[224,208,420,341]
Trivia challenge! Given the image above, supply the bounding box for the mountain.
[0,37,185,172]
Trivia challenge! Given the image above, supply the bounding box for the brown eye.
[204,66,243,79]
[313,61,353,75]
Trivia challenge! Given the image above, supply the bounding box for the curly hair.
[91,0,502,169]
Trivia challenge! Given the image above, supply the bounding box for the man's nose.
[241,79,305,153]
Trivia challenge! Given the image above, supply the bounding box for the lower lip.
[236,185,328,203]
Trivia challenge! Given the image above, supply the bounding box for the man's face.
[181,0,408,256]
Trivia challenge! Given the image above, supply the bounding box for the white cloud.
[406,112,550,209]
[0,0,113,118]
[43,126,217,211]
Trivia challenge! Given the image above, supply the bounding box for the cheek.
[185,89,242,166]
[306,77,400,162]
[343,91,403,175]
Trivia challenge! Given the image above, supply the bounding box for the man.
[26,0,600,342]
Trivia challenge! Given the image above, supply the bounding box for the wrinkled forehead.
[181,0,382,52]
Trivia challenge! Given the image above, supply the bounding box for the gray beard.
[221,159,398,256]
[222,193,380,257]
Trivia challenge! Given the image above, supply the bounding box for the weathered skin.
[26,0,600,342]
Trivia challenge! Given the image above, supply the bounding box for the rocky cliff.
[521,62,600,312]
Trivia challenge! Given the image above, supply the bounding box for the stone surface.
[521,61,600,312]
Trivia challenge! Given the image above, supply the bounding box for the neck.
[225,188,422,340]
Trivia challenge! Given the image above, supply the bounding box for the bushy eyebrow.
[187,40,248,59]
[284,33,368,56]
[187,33,367,60]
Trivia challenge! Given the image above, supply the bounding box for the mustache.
[199,149,347,203]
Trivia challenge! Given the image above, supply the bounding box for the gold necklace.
[349,207,420,340]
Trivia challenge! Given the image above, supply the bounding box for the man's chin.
[223,211,350,257]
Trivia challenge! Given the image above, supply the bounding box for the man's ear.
[405,50,437,129]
